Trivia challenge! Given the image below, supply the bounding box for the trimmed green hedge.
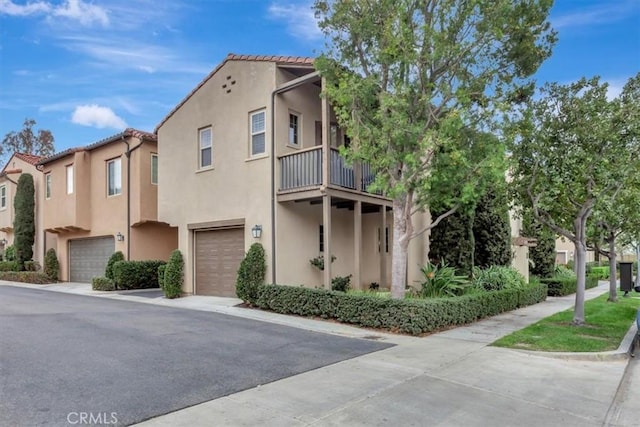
[0,271,53,284]
[541,276,599,297]
[253,282,548,335]
[158,264,166,290]
[92,276,115,291]
[112,260,166,290]
[0,261,20,271]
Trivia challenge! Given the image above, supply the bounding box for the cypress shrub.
[112,260,166,290]
[429,209,475,276]
[43,248,59,281]
[473,189,512,268]
[522,212,556,278]
[13,173,35,269]
[105,251,124,280]
[158,264,166,290]
[236,243,266,303]
[163,249,184,299]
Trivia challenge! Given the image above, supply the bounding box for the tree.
[314,0,556,298]
[1,118,55,164]
[473,186,512,269]
[13,173,35,269]
[429,208,475,275]
[522,211,556,278]
[508,75,640,324]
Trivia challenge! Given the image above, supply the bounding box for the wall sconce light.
[0,238,7,246]
[251,224,262,239]
[116,232,125,242]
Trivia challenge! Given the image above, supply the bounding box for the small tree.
[1,118,55,165]
[236,243,267,303]
[13,173,35,269]
[44,248,59,281]
[473,188,512,268]
[428,209,474,276]
[105,251,124,280]
[163,249,184,299]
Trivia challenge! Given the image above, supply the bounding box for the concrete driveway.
[0,285,391,426]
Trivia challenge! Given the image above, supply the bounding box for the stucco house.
[0,152,57,265]
[37,129,178,282]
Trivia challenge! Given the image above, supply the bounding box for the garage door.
[195,228,245,297]
[69,237,115,283]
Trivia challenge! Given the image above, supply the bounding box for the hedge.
[541,276,599,297]
[92,276,115,291]
[0,261,20,272]
[112,260,166,290]
[253,282,548,335]
[0,271,53,284]
[163,250,184,299]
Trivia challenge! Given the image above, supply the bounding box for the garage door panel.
[195,228,244,297]
[69,237,115,283]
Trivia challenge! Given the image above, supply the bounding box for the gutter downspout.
[121,137,144,260]
[270,90,277,284]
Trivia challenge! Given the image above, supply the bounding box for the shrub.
[254,282,547,335]
[331,275,352,292]
[158,264,166,290]
[473,187,512,268]
[105,251,125,280]
[472,266,527,292]
[0,261,20,271]
[428,209,474,276]
[44,248,59,280]
[236,243,267,302]
[309,254,336,271]
[13,173,35,269]
[164,249,184,299]
[418,261,470,298]
[0,271,53,284]
[589,266,609,280]
[541,276,599,297]
[24,260,41,272]
[554,264,576,279]
[523,213,556,278]
[92,276,115,291]
[112,260,166,290]
[3,245,16,261]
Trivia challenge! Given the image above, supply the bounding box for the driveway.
[0,285,391,426]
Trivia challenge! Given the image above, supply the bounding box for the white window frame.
[66,164,74,194]
[45,174,51,200]
[107,158,122,197]
[199,126,212,169]
[250,110,266,156]
[0,185,6,209]
[289,112,301,146]
[151,154,158,185]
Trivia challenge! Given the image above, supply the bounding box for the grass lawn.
[492,293,640,352]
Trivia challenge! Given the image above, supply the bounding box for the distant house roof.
[14,152,44,166]
[155,53,316,132]
[37,128,156,166]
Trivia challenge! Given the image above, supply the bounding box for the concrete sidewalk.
[3,280,638,425]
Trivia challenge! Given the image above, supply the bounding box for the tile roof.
[155,53,316,132]
[14,152,44,166]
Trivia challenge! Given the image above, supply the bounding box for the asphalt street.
[0,285,391,426]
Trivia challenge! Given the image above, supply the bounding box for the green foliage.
[309,254,336,271]
[157,264,166,290]
[541,276,599,297]
[522,212,556,278]
[13,173,35,268]
[44,248,59,281]
[473,188,512,268]
[112,260,165,290]
[253,283,547,335]
[163,249,184,299]
[417,261,470,298]
[3,245,16,261]
[92,276,115,291]
[554,264,576,279]
[24,260,40,271]
[105,251,124,280]
[331,275,352,292]
[236,243,267,302]
[0,271,53,284]
[589,266,610,280]
[0,261,20,271]
[472,266,527,292]
[428,210,474,276]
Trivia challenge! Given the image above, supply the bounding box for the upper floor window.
[0,185,6,209]
[151,154,158,185]
[66,165,74,194]
[107,158,122,196]
[289,112,300,146]
[199,127,212,168]
[250,110,266,156]
[45,174,51,199]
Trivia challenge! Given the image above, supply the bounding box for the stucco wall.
[130,222,178,261]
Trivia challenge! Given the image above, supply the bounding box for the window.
[289,113,300,146]
[45,174,51,199]
[199,127,212,168]
[107,158,122,196]
[250,111,266,156]
[319,224,324,253]
[151,154,158,185]
[0,185,5,209]
[66,165,74,194]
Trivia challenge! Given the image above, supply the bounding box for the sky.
[0,0,639,157]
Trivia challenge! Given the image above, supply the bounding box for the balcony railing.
[279,147,382,196]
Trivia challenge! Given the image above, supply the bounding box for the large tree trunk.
[573,217,588,325]
[607,235,618,302]
[391,197,411,299]
[636,245,640,289]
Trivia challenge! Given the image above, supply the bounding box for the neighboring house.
[37,129,178,282]
[555,237,595,265]
[0,152,57,265]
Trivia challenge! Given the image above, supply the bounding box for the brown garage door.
[195,228,245,296]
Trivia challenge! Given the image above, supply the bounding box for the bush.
[554,264,576,279]
[589,266,609,280]
[164,249,184,299]
[14,173,35,268]
[105,251,125,280]
[3,245,16,261]
[418,261,469,298]
[0,271,53,284]
[158,264,166,290]
[24,260,41,272]
[0,261,20,271]
[44,248,59,280]
[236,243,267,302]
[92,276,115,291]
[331,275,352,292]
[541,276,599,297]
[112,260,166,290]
[473,187,512,268]
[254,282,547,335]
[472,266,527,292]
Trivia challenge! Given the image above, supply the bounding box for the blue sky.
[0,0,639,157]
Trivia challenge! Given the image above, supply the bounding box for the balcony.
[278,147,383,196]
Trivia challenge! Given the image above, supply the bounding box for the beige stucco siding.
[130,222,178,261]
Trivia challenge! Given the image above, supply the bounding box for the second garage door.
[69,237,115,283]
[195,228,245,297]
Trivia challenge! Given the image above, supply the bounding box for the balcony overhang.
[278,185,391,208]
[46,225,90,234]
[0,226,12,233]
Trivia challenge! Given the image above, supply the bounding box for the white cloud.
[71,104,127,129]
[552,0,638,30]
[268,2,322,41]
[0,0,50,16]
[0,0,108,26]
